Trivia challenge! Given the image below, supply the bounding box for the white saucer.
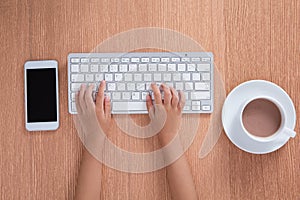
[222,80,296,154]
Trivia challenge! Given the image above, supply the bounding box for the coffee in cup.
[239,96,295,141]
[242,98,282,137]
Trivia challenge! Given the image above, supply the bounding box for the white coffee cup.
[239,95,296,143]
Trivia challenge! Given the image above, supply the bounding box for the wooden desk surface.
[0,0,299,199]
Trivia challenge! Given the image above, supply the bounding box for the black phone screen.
[26,68,57,122]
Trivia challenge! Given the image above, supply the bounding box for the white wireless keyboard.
[68,52,214,114]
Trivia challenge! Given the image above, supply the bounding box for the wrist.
[158,131,178,147]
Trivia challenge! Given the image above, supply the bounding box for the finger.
[75,91,82,114]
[96,80,105,114]
[85,84,95,110]
[79,84,87,111]
[151,83,162,104]
[178,90,186,111]
[104,96,111,118]
[146,94,153,112]
[170,87,179,108]
[161,84,171,107]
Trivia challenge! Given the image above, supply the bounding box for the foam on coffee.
[242,98,282,137]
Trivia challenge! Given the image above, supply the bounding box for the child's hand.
[75,81,112,137]
[146,83,185,146]
[95,80,113,135]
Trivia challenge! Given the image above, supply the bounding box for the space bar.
[112,102,147,111]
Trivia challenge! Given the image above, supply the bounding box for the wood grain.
[0,0,299,199]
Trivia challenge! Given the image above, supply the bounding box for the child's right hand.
[146,83,186,146]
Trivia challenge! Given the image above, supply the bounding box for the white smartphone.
[24,60,59,131]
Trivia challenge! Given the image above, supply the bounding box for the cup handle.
[283,127,296,138]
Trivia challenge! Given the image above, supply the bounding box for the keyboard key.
[101,58,110,63]
[80,64,89,72]
[190,91,210,100]
[181,57,190,62]
[95,74,104,81]
[81,58,89,63]
[175,82,184,90]
[163,73,171,81]
[107,83,116,91]
[202,73,210,81]
[171,57,180,62]
[90,64,99,72]
[151,58,160,62]
[158,64,167,71]
[192,73,201,81]
[71,102,77,112]
[148,64,157,71]
[119,64,128,72]
[114,73,123,81]
[91,58,100,63]
[141,57,150,62]
[145,82,152,90]
[153,74,162,81]
[202,57,211,62]
[111,58,120,62]
[184,92,189,99]
[141,92,148,100]
[185,82,193,90]
[136,83,145,91]
[197,64,210,71]
[71,83,81,91]
[187,64,196,71]
[192,105,201,110]
[117,83,126,90]
[71,58,80,63]
[202,105,211,111]
[71,64,80,72]
[183,105,190,111]
[144,74,152,81]
[132,92,140,100]
[192,101,201,106]
[173,73,181,81]
[129,64,137,71]
[182,73,191,81]
[85,74,94,82]
[112,92,121,100]
[100,65,108,72]
[112,102,147,111]
[167,64,176,71]
[195,82,210,90]
[131,58,140,62]
[109,64,118,72]
[124,74,133,81]
[138,64,147,71]
[71,93,76,101]
[134,74,142,81]
[127,83,135,91]
[191,57,200,62]
[178,64,186,71]
[122,92,131,100]
[105,74,113,81]
[161,57,170,62]
[71,74,84,82]
[121,58,130,62]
